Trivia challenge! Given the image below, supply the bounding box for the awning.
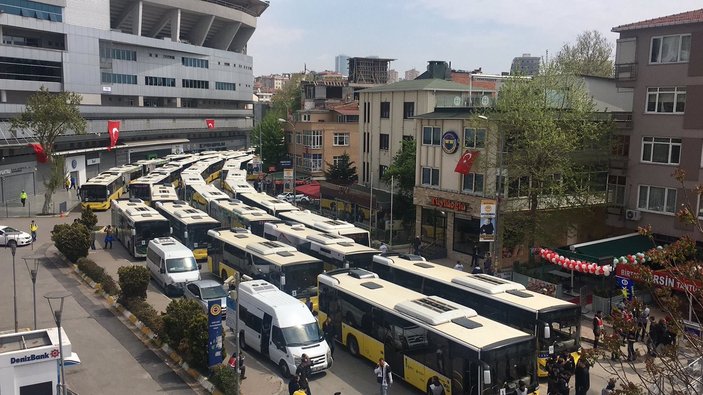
[554,233,654,265]
[296,182,320,198]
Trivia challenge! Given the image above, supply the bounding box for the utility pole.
[389,176,394,248]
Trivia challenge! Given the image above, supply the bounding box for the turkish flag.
[454,150,479,175]
[206,119,215,129]
[28,143,48,163]
[107,120,120,151]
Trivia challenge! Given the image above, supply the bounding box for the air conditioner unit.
[625,209,641,221]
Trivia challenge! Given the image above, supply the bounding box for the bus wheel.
[279,360,291,378]
[346,334,359,357]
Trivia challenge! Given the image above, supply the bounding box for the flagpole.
[389,176,394,249]
[369,171,373,232]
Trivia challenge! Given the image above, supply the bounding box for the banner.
[454,150,479,175]
[479,199,496,242]
[207,300,223,367]
[28,144,48,163]
[615,276,634,300]
[107,120,120,151]
[206,119,215,129]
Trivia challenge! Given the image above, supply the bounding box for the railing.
[615,63,637,81]
[0,190,81,218]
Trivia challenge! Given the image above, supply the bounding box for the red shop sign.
[616,264,699,293]
[430,197,470,212]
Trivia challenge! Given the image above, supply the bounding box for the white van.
[146,237,201,296]
[231,280,332,377]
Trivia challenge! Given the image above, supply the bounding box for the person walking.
[20,190,27,207]
[593,311,604,349]
[380,242,388,254]
[322,316,336,357]
[374,358,392,395]
[626,328,637,361]
[104,225,114,249]
[453,261,464,271]
[288,375,301,395]
[471,244,479,267]
[412,236,421,255]
[30,220,38,242]
[483,252,494,275]
[64,177,71,191]
[515,380,528,395]
[574,359,590,395]
[471,265,483,274]
[296,354,312,395]
[637,305,650,341]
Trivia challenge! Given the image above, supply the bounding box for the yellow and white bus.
[318,268,538,395]
[221,154,254,181]
[371,254,581,377]
[207,228,323,303]
[237,192,298,216]
[279,209,371,247]
[263,222,378,271]
[150,185,179,207]
[129,171,173,205]
[108,164,144,186]
[111,198,171,258]
[135,157,168,175]
[80,171,126,211]
[208,199,279,236]
[155,201,220,260]
[189,183,230,214]
[222,177,258,198]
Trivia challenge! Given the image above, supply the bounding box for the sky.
[248,0,702,77]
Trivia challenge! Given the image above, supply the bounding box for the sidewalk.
[0,189,81,218]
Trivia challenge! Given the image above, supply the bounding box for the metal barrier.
[0,190,81,218]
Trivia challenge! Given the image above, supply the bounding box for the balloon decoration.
[611,251,652,266]
[535,248,612,276]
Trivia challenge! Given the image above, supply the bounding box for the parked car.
[0,226,32,247]
[183,280,228,318]
[276,192,310,203]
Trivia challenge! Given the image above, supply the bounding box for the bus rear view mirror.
[544,324,551,339]
[483,368,491,385]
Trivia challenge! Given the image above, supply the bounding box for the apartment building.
[0,0,266,201]
[609,9,703,242]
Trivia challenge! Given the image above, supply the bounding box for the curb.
[64,255,216,393]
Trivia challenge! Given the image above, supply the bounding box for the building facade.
[609,9,703,242]
[0,0,267,201]
[404,68,420,81]
[510,53,541,76]
[335,54,349,76]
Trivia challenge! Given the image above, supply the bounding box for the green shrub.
[179,314,209,371]
[79,206,98,230]
[117,265,150,300]
[211,365,239,395]
[101,274,120,296]
[76,257,106,283]
[124,297,163,336]
[52,223,90,263]
[162,299,204,349]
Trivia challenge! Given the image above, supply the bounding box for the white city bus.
[155,201,220,260]
[278,209,371,247]
[263,222,378,271]
[129,172,173,205]
[208,199,279,236]
[207,228,323,303]
[318,268,538,395]
[150,185,179,207]
[222,177,258,198]
[237,192,299,216]
[371,253,581,377]
[111,198,171,257]
[189,183,230,214]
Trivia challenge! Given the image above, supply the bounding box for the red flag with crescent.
[28,143,48,163]
[454,150,479,175]
[107,120,120,151]
[206,119,215,129]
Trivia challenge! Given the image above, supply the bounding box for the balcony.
[615,63,637,88]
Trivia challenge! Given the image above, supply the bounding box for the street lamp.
[45,291,71,395]
[478,114,504,270]
[8,239,18,332]
[24,256,40,330]
[278,118,297,206]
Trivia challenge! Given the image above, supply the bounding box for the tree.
[495,67,612,253]
[270,73,304,117]
[79,206,98,230]
[162,298,205,350]
[117,265,150,300]
[252,113,288,170]
[51,222,90,263]
[382,140,416,198]
[554,30,614,77]
[10,87,86,213]
[324,152,357,185]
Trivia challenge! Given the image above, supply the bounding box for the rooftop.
[612,8,703,32]
[360,78,471,93]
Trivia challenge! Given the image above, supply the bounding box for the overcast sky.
[247,1,702,76]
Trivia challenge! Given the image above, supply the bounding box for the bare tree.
[555,30,614,77]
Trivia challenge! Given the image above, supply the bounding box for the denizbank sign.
[9,349,59,366]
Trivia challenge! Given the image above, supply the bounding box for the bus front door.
[261,313,272,358]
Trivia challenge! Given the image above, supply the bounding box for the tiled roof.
[612,8,703,32]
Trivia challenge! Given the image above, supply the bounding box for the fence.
[0,190,81,218]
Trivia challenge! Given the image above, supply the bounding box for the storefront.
[0,161,37,203]
[0,328,73,395]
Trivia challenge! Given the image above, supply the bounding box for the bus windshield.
[482,338,536,392]
[542,306,581,354]
[344,252,376,270]
[344,231,370,247]
[134,221,171,254]
[190,223,218,249]
[281,322,323,347]
[166,257,198,273]
[283,261,323,299]
[130,184,150,201]
[81,185,108,201]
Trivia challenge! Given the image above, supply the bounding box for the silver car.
[183,280,228,318]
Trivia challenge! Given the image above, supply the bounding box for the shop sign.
[441,131,459,154]
[10,349,60,365]
[616,264,699,293]
[479,199,496,242]
[87,158,100,166]
[430,196,470,212]
[0,164,33,176]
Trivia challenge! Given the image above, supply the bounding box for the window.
[464,128,486,148]
[422,127,441,145]
[182,57,209,68]
[163,54,175,59]
[302,131,322,148]
[508,176,530,198]
[100,48,137,61]
[215,82,236,91]
[0,0,62,22]
[453,217,480,255]
[638,185,676,213]
[612,135,630,156]
[182,79,209,89]
[303,153,322,172]
[380,102,390,118]
[144,76,175,87]
[302,114,311,122]
[641,137,681,164]
[646,87,686,113]
[0,56,62,83]
[403,102,415,119]
[462,173,484,194]
[607,175,626,207]
[333,133,350,146]
[379,133,390,150]
[379,165,388,178]
[650,34,690,64]
[333,156,344,166]
[101,72,137,85]
[363,132,369,153]
[421,167,440,186]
